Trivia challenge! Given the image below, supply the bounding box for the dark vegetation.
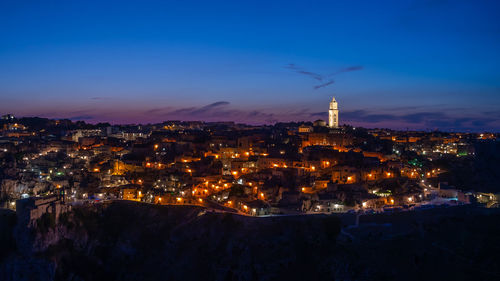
[438,140,500,192]
[0,209,16,262]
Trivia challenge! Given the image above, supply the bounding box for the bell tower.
[329,97,339,128]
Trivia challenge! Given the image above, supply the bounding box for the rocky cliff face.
[1,202,500,281]
[2,201,341,281]
[0,179,50,199]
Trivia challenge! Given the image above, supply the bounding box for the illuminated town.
[1,97,498,216]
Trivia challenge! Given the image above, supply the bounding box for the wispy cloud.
[328,65,364,76]
[191,101,230,115]
[285,63,363,90]
[284,64,323,81]
[68,115,95,121]
[313,80,335,90]
[342,109,500,131]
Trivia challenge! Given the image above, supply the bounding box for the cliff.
[1,202,500,281]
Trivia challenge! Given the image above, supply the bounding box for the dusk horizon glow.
[1,0,500,132]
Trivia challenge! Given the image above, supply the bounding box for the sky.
[1,0,499,131]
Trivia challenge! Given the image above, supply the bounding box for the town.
[1,98,498,218]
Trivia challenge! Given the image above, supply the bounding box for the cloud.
[310,111,328,117]
[285,63,363,90]
[143,101,278,124]
[166,101,232,116]
[69,115,95,120]
[342,110,395,123]
[284,64,323,81]
[313,80,335,90]
[341,109,500,131]
[400,112,446,123]
[146,107,171,114]
[341,66,364,72]
[192,101,230,114]
[329,66,364,76]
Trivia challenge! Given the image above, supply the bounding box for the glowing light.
[362,202,367,208]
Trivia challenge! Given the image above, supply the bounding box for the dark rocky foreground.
[1,202,500,281]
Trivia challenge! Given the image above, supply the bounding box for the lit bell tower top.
[329,97,338,110]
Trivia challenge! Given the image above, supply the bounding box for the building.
[16,195,71,228]
[328,97,339,128]
[298,124,313,133]
[301,132,353,148]
[313,119,326,127]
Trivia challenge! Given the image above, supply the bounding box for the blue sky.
[1,0,499,131]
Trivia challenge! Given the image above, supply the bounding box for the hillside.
[1,202,500,281]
